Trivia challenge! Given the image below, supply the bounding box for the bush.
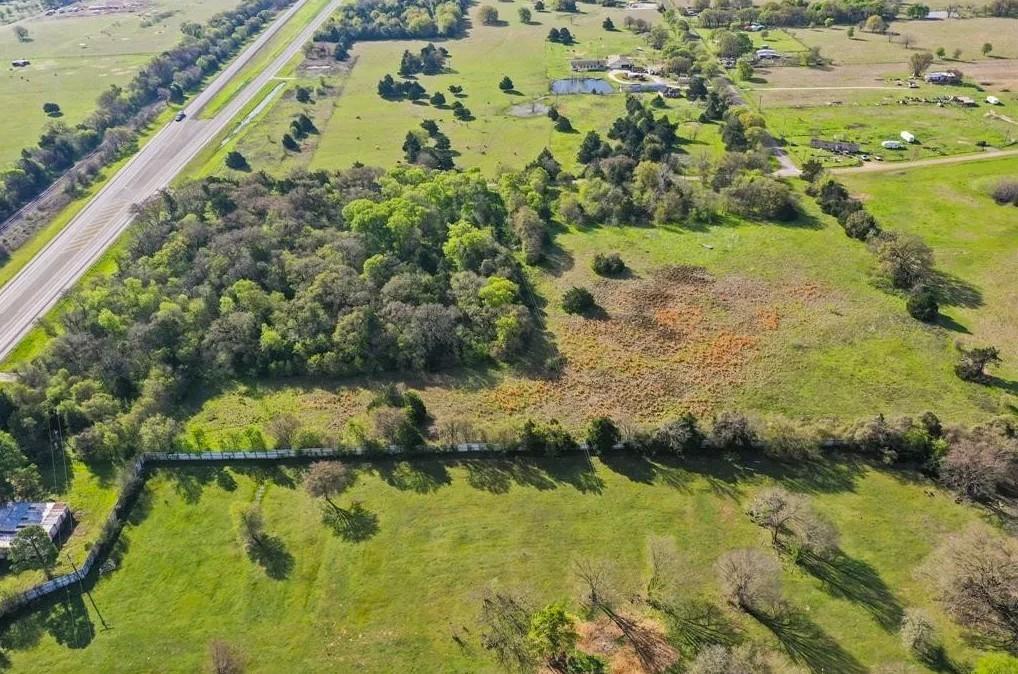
[590,252,626,276]
[585,416,620,453]
[709,411,756,451]
[652,413,704,455]
[562,287,596,314]
[906,286,939,322]
[842,210,880,240]
[478,5,499,24]
[554,116,573,132]
[954,344,1001,383]
[224,151,249,171]
[990,179,1018,205]
[519,419,578,455]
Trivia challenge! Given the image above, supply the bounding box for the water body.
[551,78,614,95]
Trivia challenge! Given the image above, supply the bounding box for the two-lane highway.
[0,0,343,362]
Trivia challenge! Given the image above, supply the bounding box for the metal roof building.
[0,502,69,557]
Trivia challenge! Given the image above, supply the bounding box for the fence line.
[0,442,551,620]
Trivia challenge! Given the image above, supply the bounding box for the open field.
[790,19,1018,64]
[841,155,1018,381]
[214,0,724,176]
[0,0,241,168]
[0,456,999,672]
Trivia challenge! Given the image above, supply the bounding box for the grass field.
[0,455,999,672]
[213,0,725,176]
[0,0,241,168]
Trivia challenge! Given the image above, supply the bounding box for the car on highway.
[175,111,187,122]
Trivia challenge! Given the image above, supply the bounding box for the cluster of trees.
[986,0,1018,16]
[313,0,467,54]
[0,167,542,463]
[281,112,317,152]
[376,74,428,101]
[0,0,293,225]
[403,120,455,169]
[545,106,573,133]
[697,0,899,28]
[398,43,448,77]
[546,27,575,44]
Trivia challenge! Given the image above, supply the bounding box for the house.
[810,138,860,154]
[11,59,30,68]
[606,55,634,70]
[622,82,669,94]
[570,59,607,72]
[900,131,916,143]
[755,48,781,61]
[0,502,70,558]
[925,71,961,84]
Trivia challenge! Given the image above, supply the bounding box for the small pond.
[550,78,614,95]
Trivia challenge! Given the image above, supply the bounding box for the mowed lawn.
[0,0,241,168]
[0,456,994,672]
[841,156,1018,385]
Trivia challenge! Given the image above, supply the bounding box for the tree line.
[312,0,468,61]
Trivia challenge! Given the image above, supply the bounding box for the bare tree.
[266,413,301,448]
[927,527,1018,649]
[940,432,1015,500]
[747,488,804,545]
[304,461,354,509]
[900,608,938,660]
[689,643,772,674]
[747,488,840,560]
[209,640,244,674]
[715,549,783,614]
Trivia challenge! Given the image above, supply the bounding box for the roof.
[0,502,69,552]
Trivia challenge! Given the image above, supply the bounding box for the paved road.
[0,0,342,363]
[832,147,1018,175]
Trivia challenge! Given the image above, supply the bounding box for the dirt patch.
[576,614,678,674]
[508,101,551,117]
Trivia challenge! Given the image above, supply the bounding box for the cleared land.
[0,0,241,168]
[0,457,994,672]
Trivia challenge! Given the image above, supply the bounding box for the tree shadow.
[600,452,657,484]
[44,594,94,649]
[755,455,864,494]
[457,457,557,493]
[375,459,451,493]
[755,609,866,673]
[654,598,742,652]
[934,312,970,334]
[984,375,1018,395]
[798,552,903,631]
[247,534,295,580]
[232,464,297,489]
[931,270,983,308]
[323,502,379,542]
[167,466,230,504]
[542,455,604,493]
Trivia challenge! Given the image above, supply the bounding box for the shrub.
[562,287,596,314]
[709,411,756,451]
[585,416,620,453]
[899,608,939,660]
[990,179,1018,205]
[224,151,249,171]
[842,210,880,240]
[954,344,1001,382]
[906,286,939,322]
[591,252,626,276]
[478,5,499,24]
[651,413,704,455]
[519,419,578,455]
[761,420,822,461]
[869,231,935,290]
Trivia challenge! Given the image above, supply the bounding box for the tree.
[954,344,1001,383]
[900,608,939,661]
[534,0,545,9]
[499,75,515,92]
[8,526,58,576]
[800,158,824,183]
[716,549,782,614]
[747,488,804,546]
[910,51,935,77]
[907,3,931,18]
[42,102,61,116]
[870,232,934,289]
[983,42,993,57]
[907,286,939,322]
[652,413,704,455]
[591,252,625,276]
[403,132,422,163]
[842,210,880,240]
[847,26,855,38]
[518,6,531,23]
[952,48,962,60]
[554,115,572,132]
[479,588,537,672]
[936,46,946,58]
[689,644,772,674]
[224,151,248,171]
[478,5,499,25]
[602,17,614,30]
[586,416,620,453]
[209,640,245,674]
[735,59,753,82]
[865,15,887,33]
[14,25,29,42]
[527,603,578,670]
[295,86,312,104]
[429,91,446,106]
[562,286,596,314]
[558,27,573,44]
[304,461,355,513]
[281,133,300,152]
[709,411,756,451]
[0,431,42,503]
[928,527,1018,648]
[548,27,561,42]
[577,131,604,164]
[940,432,1015,499]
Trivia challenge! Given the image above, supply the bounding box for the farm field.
[213,0,724,176]
[0,0,242,168]
[0,457,998,672]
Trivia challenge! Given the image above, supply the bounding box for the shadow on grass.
[167,465,232,504]
[247,535,295,580]
[456,455,603,494]
[375,459,451,493]
[755,608,866,674]
[44,594,94,649]
[931,270,983,309]
[798,551,903,631]
[653,598,742,652]
[323,502,379,542]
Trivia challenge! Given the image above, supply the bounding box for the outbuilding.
[900,131,916,144]
[0,502,70,558]
[881,140,905,150]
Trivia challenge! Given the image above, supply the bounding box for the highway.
[0,0,343,362]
